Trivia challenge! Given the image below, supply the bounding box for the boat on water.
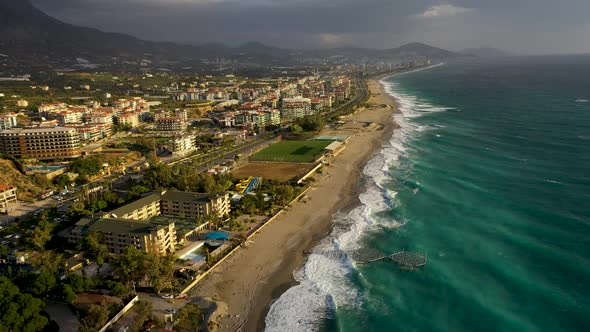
[576,98,588,103]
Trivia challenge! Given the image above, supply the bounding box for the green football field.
[250,140,331,163]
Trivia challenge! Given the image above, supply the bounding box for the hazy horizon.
[30,0,590,55]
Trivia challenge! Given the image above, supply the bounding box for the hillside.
[0,159,49,201]
[383,42,459,59]
[0,0,462,67]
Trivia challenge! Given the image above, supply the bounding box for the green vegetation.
[250,140,330,163]
[79,304,111,332]
[112,246,175,294]
[174,303,203,331]
[70,155,105,180]
[293,115,325,132]
[0,277,49,331]
[142,163,233,194]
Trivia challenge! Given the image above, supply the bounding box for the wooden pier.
[351,249,427,270]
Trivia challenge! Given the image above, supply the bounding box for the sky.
[31,0,590,54]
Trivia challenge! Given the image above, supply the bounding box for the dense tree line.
[70,155,105,180]
[142,163,233,194]
[0,277,49,331]
[294,115,325,132]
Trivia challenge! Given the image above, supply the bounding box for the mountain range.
[0,0,463,67]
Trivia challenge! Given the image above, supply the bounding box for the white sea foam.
[265,71,450,331]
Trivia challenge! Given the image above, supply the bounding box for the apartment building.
[235,109,281,128]
[56,111,84,124]
[0,127,81,160]
[64,123,112,142]
[174,109,188,122]
[281,97,312,121]
[160,191,230,219]
[65,189,230,254]
[0,113,18,130]
[107,189,229,221]
[117,112,139,128]
[0,185,17,214]
[157,117,187,132]
[108,194,162,220]
[67,217,176,255]
[170,135,196,157]
[88,112,114,125]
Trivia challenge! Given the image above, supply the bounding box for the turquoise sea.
[265,56,590,331]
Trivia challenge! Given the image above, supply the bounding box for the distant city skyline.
[32,0,590,55]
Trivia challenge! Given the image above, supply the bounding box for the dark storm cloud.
[31,0,590,54]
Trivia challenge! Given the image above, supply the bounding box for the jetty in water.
[351,249,427,270]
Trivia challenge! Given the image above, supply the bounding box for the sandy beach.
[191,78,398,331]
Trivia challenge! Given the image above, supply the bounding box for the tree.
[273,185,296,206]
[66,274,93,294]
[54,174,72,188]
[0,277,49,331]
[128,185,150,199]
[196,173,216,193]
[142,163,174,189]
[102,191,122,205]
[60,284,77,304]
[81,232,109,265]
[174,303,202,332]
[31,251,64,275]
[79,304,110,332]
[28,218,53,250]
[67,201,92,221]
[291,124,303,135]
[294,115,325,132]
[133,300,153,328]
[31,271,57,299]
[0,244,8,259]
[105,281,128,297]
[71,156,104,180]
[145,253,175,294]
[239,195,258,215]
[112,246,146,288]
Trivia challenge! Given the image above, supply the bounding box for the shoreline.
[191,78,398,331]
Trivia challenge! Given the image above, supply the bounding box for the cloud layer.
[418,4,473,18]
[31,0,590,54]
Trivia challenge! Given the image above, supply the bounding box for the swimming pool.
[179,243,207,262]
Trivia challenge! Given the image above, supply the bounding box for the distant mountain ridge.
[0,0,462,66]
[460,47,513,58]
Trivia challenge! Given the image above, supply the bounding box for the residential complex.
[65,189,230,254]
[67,217,177,255]
[281,97,313,121]
[159,190,230,219]
[0,127,81,160]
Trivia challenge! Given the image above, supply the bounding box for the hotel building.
[0,127,81,160]
[67,217,176,255]
[65,189,230,254]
